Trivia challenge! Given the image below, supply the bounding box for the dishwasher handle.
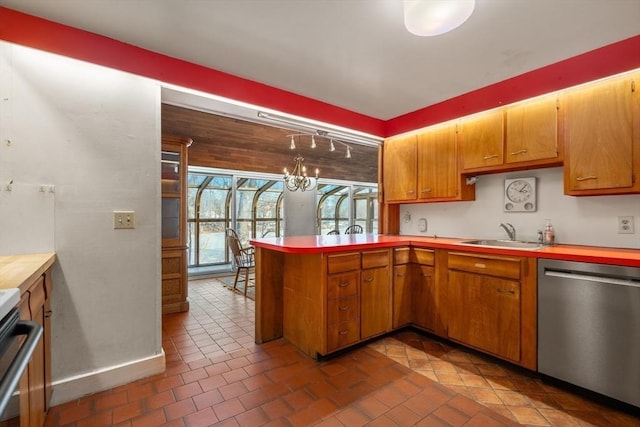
[544,270,640,288]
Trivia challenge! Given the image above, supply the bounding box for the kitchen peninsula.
[250,234,640,370]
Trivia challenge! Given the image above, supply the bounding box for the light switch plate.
[113,211,135,229]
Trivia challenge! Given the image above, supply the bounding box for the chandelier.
[284,154,318,192]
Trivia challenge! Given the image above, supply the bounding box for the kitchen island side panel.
[255,247,284,344]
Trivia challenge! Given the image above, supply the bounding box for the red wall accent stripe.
[1,7,638,138]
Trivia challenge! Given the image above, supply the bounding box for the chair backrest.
[344,224,363,234]
[327,230,340,235]
[226,228,245,265]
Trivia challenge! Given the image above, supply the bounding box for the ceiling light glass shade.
[403,0,475,36]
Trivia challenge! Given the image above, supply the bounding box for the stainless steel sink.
[459,239,543,250]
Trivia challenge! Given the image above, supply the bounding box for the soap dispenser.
[543,219,555,246]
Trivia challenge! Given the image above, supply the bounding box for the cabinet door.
[383,134,417,202]
[392,264,411,329]
[412,265,436,331]
[506,94,558,164]
[361,266,391,339]
[564,75,637,193]
[448,271,521,362]
[417,123,459,199]
[461,110,504,170]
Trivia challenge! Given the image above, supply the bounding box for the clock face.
[506,180,533,203]
[504,177,536,212]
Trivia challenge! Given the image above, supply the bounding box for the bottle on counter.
[543,219,555,246]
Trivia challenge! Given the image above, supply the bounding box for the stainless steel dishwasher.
[538,259,640,408]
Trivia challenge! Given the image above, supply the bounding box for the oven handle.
[0,321,43,417]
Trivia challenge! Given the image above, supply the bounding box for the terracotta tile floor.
[42,278,639,427]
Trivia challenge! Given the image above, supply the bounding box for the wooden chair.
[327,230,340,235]
[225,228,255,297]
[344,224,363,234]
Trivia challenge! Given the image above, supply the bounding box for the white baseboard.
[50,350,166,406]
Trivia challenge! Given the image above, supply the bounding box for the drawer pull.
[396,273,405,277]
[339,330,349,335]
[363,277,374,283]
[576,175,597,181]
[510,149,528,156]
[421,188,432,193]
[45,310,53,318]
[338,281,350,288]
[339,305,350,311]
[422,273,429,277]
[497,289,515,295]
[474,263,486,269]
[483,154,499,160]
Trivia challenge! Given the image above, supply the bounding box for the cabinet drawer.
[393,248,410,265]
[327,295,359,325]
[448,252,521,280]
[327,253,361,274]
[362,250,389,269]
[411,248,434,266]
[327,318,360,351]
[327,272,359,299]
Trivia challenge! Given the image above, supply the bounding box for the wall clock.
[504,177,536,212]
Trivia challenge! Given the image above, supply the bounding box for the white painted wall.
[0,42,164,404]
[400,167,640,249]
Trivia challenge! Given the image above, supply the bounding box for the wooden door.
[461,110,504,170]
[448,271,521,362]
[417,123,458,199]
[564,74,637,193]
[412,265,436,331]
[506,94,558,164]
[382,134,417,202]
[392,264,412,328]
[360,266,391,339]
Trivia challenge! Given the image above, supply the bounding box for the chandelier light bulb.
[403,0,475,37]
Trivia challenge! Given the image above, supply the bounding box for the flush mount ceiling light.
[403,0,475,36]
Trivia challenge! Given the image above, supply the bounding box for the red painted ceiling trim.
[1,7,638,139]
[0,7,385,136]
[386,35,640,136]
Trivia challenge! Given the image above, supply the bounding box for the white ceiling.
[2,0,639,120]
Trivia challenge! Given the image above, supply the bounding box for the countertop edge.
[250,236,640,267]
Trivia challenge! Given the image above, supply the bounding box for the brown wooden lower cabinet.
[17,268,52,427]
[272,245,536,370]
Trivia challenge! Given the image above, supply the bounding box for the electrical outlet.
[617,216,634,234]
[114,211,135,229]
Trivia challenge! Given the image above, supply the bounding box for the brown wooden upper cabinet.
[461,94,560,173]
[563,72,640,196]
[383,122,474,203]
[382,133,417,202]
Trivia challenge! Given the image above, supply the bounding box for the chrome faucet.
[499,223,516,241]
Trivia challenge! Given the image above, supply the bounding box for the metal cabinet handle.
[510,149,528,156]
[338,281,350,288]
[576,175,597,181]
[339,330,349,335]
[339,305,350,311]
[497,289,515,295]
[396,273,405,277]
[421,188,432,193]
[44,310,53,318]
[363,277,374,283]
[474,263,486,269]
[483,154,499,160]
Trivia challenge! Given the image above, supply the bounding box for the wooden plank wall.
[161,104,379,183]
